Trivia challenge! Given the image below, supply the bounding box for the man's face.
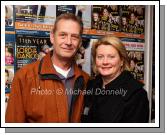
[111,5,117,11]
[93,13,99,22]
[50,19,81,60]
[122,17,127,25]
[135,52,142,60]
[130,13,135,21]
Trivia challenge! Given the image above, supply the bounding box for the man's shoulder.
[78,67,89,78]
[15,60,40,79]
[81,70,89,78]
[74,66,90,81]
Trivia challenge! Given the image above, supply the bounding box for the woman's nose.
[102,57,109,64]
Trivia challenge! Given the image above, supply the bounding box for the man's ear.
[79,39,82,48]
[50,31,55,44]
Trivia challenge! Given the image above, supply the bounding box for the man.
[6,13,89,123]
[92,12,101,30]
[121,17,128,32]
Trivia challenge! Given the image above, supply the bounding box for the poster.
[120,5,145,34]
[127,51,144,81]
[56,5,91,29]
[5,5,14,31]
[15,34,52,70]
[5,42,14,65]
[92,5,121,32]
[5,66,14,93]
[14,5,56,31]
[76,36,92,75]
[4,5,146,107]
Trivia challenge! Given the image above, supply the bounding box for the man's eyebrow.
[71,34,80,36]
[58,32,79,35]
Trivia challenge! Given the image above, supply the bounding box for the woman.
[82,36,149,123]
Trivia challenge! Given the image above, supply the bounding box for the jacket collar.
[94,71,144,101]
[38,51,83,80]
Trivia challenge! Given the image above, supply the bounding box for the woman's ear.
[121,61,123,67]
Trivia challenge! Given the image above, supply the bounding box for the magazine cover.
[119,5,130,33]
[75,35,101,77]
[5,32,15,105]
[92,5,110,31]
[90,38,99,78]
[15,5,38,22]
[108,5,120,31]
[56,5,91,29]
[121,38,144,81]
[76,36,92,75]
[5,5,14,31]
[5,43,14,65]
[119,5,145,34]
[14,5,56,31]
[15,34,52,70]
[135,5,145,34]
[5,66,14,93]
[127,51,144,81]
[127,6,139,34]
[15,5,56,23]
[92,5,121,32]
[122,40,144,51]
[5,65,14,108]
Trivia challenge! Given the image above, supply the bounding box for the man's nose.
[66,35,72,46]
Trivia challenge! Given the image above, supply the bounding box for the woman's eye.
[108,55,115,59]
[97,55,103,59]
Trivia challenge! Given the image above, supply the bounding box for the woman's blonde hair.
[92,36,130,75]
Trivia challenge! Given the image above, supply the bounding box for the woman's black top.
[81,70,149,123]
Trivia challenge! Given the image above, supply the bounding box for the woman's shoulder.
[120,70,147,101]
[86,75,103,89]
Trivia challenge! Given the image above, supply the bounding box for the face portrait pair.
[49,16,126,81]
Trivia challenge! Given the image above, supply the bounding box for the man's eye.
[60,34,66,38]
[72,36,79,40]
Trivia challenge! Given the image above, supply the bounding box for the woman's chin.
[100,72,112,77]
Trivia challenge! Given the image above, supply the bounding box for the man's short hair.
[52,13,83,34]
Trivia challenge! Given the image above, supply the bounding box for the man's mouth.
[61,47,73,51]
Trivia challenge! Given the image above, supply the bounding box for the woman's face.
[130,60,136,70]
[130,13,135,21]
[103,9,109,17]
[95,45,123,78]
[122,17,127,25]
